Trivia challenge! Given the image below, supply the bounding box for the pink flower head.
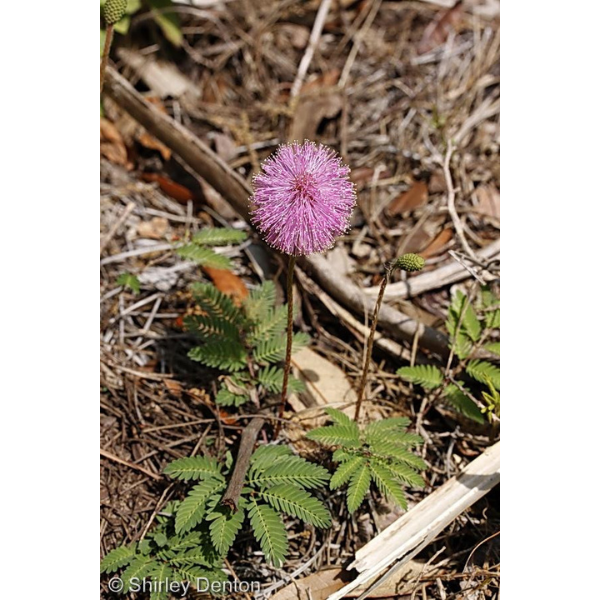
[250,141,356,256]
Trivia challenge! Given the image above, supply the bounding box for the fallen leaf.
[350,167,375,188]
[418,1,464,54]
[271,569,347,600]
[420,226,453,257]
[474,184,500,222]
[141,173,194,203]
[100,118,130,167]
[300,69,341,94]
[290,92,343,141]
[164,379,182,397]
[288,348,357,417]
[137,217,169,240]
[213,133,237,162]
[137,131,172,161]
[202,267,248,306]
[388,181,429,215]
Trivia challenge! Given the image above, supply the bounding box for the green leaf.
[306,424,361,449]
[116,272,140,294]
[215,387,248,407]
[485,308,500,329]
[164,456,224,482]
[367,438,427,470]
[208,507,245,556]
[257,365,305,394]
[189,283,243,324]
[248,305,287,343]
[249,456,330,489]
[192,227,247,247]
[447,290,482,342]
[100,544,137,573]
[397,365,444,389]
[177,244,233,269]
[443,384,485,424]
[378,458,425,487]
[466,360,500,390]
[250,445,293,472]
[346,462,371,513]
[188,340,247,371]
[323,407,358,430]
[364,417,410,437]
[258,484,331,528]
[484,341,500,356]
[121,557,159,592]
[148,0,183,46]
[330,456,365,490]
[248,500,288,567]
[149,563,175,600]
[370,461,408,510]
[184,314,240,343]
[253,333,310,364]
[244,282,276,323]
[175,479,226,534]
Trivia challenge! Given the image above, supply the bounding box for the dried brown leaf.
[202,267,248,306]
[388,181,429,216]
[420,226,453,258]
[418,1,464,54]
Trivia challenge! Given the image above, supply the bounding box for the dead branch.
[221,416,265,512]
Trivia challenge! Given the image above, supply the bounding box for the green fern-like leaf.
[244,281,276,323]
[397,365,444,389]
[184,314,240,343]
[364,417,410,437]
[346,461,372,513]
[248,500,288,567]
[100,544,137,573]
[249,456,330,489]
[484,341,500,356]
[188,340,247,371]
[330,456,365,490]
[367,438,427,470]
[323,407,357,429]
[177,244,233,269]
[121,557,160,592]
[253,332,310,364]
[248,305,288,343]
[250,445,293,472]
[258,484,331,528]
[369,461,408,510]
[175,479,226,534]
[377,458,425,487]
[466,360,500,390]
[207,507,245,556]
[190,283,244,325]
[175,565,228,589]
[306,424,361,449]
[192,227,247,247]
[447,290,482,342]
[164,456,224,482]
[443,383,485,423]
[149,563,175,600]
[257,365,305,394]
[156,532,202,560]
[215,387,248,407]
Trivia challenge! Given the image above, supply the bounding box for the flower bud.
[104,0,127,25]
[394,253,425,272]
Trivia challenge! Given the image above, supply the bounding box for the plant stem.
[274,255,297,438]
[221,416,265,512]
[354,264,393,422]
[100,24,115,93]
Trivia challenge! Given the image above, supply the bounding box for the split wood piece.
[221,416,265,512]
[364,239,500,299]
[326,441,500,600]
[104,67,450,358]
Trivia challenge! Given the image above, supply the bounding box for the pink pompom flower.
[250,141,356,256]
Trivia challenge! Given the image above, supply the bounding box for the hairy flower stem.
[354,264,393,422]
[274,255,297,438]
[100,24,115,93]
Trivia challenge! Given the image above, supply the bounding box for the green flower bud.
[394,253,425,272]
[103,0,127,25]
